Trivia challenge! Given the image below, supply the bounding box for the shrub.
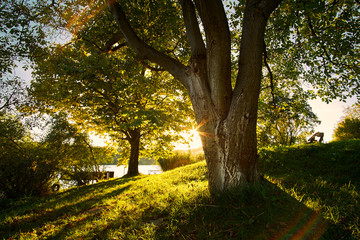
[333,117,360,141]
[0,141,61,198]
[158,151,204,171]
[0,113,62,198]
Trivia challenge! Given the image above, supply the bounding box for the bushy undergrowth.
[158,151,204,171]
[0,142,59,198]
[1,140,359,239]
[0,112,114,199]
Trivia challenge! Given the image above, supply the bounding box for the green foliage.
[0,0,47,77]
[158,151,204,171]
[2,139,360,239]
[0,142,61,198]
[257,90,320,147]
[0,1,52,112]
[43,113,115,186]
[0,113,59,198]
[0,112,114,198]
[29,36,194,170]
[228,0,360,104]
[261,0,360,102]
[333,118,360,141]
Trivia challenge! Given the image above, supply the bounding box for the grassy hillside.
[0,140,359,239]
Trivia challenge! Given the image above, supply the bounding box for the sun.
[189,128,199,137]
[174,128,203,151]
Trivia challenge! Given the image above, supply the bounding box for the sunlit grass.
[1,140,359,239]
[158,151,204,171]
[0,163,209,239]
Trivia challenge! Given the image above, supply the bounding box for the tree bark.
[107,0,282,193]
[126,129,140,176]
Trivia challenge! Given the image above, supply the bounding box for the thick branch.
[121,130,131,141]
[258,0,284,19]
[104,32,124,51]
[231,0,281,117]
[106,0,189,89]
[194,0,232,116]
[180,0,206,58]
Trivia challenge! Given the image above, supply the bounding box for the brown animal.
[307,132,324,143]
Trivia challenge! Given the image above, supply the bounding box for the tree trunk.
[126,129,140,176]
[187,0,272,193]
[107,0,282,192]
[191,82,261,193]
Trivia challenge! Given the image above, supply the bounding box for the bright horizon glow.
[308,97,357,143]
[173,128,203,151]
[90,132,112,147]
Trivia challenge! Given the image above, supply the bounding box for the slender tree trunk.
[126,129,140,176]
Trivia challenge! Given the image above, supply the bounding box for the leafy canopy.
[29,35,194,162]
[333,104,360,141]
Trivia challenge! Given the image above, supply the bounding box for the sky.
[308,97,357,143]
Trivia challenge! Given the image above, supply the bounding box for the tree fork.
[107,0,282,193]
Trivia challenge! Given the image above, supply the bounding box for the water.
[99,165,163,178]
[58,165,163,189]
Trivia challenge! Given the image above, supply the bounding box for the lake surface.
[99,165,163,178]
[60,165,163,189]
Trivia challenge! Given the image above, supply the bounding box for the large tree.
[29,39,193,176]
[32,0,359,193]
[96,0,280,192]
[104,0,359,192]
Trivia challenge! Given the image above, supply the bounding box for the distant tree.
[0,111,113,198]
[333,118,360,141]
[258,96,319,147]
[258,77,320,147]
[333,104,360,141]
[29,39,193,176]
[0,112,59,198]
[43,113,114,186]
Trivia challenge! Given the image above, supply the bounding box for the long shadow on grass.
[151,180,346,240]
[83,179,349,240]
[258,142,360,239]
[259,141,360,187]
[0,177,137,239]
